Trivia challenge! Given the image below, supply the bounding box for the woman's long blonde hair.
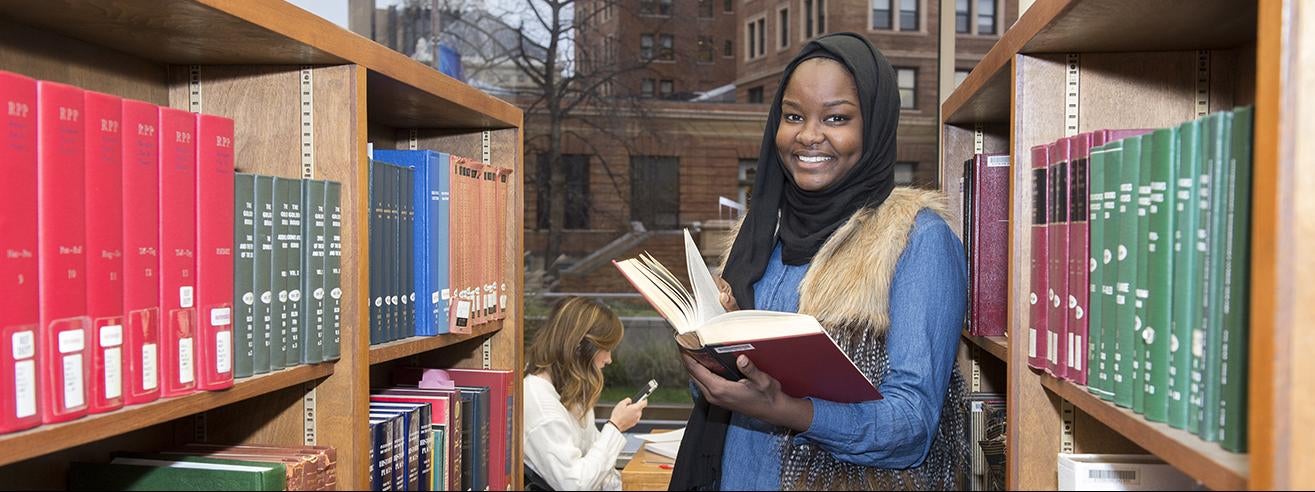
[526,296,624,418]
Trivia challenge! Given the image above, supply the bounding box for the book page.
[698,310,823,346]
[683,229,726,327]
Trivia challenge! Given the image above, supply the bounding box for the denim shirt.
[719,209,968,491]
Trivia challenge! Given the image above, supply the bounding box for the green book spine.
[433,426,446,490]
[1133,136,1153,415]
[300,179,326,364]
[388,164,400,342]
[267,177,287,369]
[1200,112,1234,442]
[69,458,284,491]
[1188,113,1220,436]
[233,173,256,379]
[369,162,382,345]
[283,179,304,366]
[1219,106,1253,452]
[253,176,275,374]
[1087,146,1107,395]
[403,166,416,339]
[1096,142,1124,401]
[324,181,342,361]
[1114,136,1142,408]
[1170,118,1204,430]
[1144,127,1179,423]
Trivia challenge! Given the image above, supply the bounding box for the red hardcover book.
[497,168,512,320]
[37,80,92,423]
[195,114,235,391]
[398,367,514,491]
[0,71,41,433]
[84,90,126,413]
[121,99,162,405]
[158,106,197,398]
[449,157,477,334]
[969,154,1010,336]
[1046,139,1072,379]
[1027,144,1049,371]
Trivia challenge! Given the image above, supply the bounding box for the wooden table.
[621,442,675,491]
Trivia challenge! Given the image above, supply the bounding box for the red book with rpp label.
[38,80,92,423]
[84,90,126,413]
[121,99,162,405]
[195,114,234,391]
[158,106,197,398]
[0,71,41,433]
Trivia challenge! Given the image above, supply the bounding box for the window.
[871,0,891,30]
[724,0,733,13]
[804,0,826,38]
[738,159,757,208]
[535,154,591,230]
[955,0,970,33]
[640,0,671,16]
[699,0,714,18]
[659,34,674,61]
[954,69,970,88]
[899,0,918,31]
[896,67,916,109]
[642,78,655,97]
[698,36,715,63]
[748,86,764,103]
[659,80,674,98]
[894,161,915,186]
[778,7,790,49]
[640,34,654,60]
[724,40,733,57]
[758,18,766,56]
[746,17,766,59]
[630,156,680,228]
[977,0,996,34]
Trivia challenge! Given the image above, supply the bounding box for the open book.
[612,230,881,403]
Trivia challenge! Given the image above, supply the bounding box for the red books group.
[0,71,41,433]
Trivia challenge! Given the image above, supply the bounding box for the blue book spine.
[435,153,451,334]
[374,150,450,336]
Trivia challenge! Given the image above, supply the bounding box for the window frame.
[745,14,767,60]
[659,79,674,98]
[802,0,828,39]
[629,156,681,229]
[640,33,654,61]
[895,66,917,110]
[658,33,675,61]
[777,5,790,51]
[697,35,716,63]
[870,0,923,33]
[641,78,656,98]
[698,0,715,18]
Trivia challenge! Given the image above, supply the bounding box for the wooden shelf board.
[369,321,505,365]
[1037,373,1249,490]
[963,332,1009,362]
[942,0,1257,125]
[0,363,334,467]
[0,0,521,129]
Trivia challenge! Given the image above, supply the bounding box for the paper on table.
[636,427,685,443]
[644,441,681,460]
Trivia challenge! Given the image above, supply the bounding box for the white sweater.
[522,373,625,491]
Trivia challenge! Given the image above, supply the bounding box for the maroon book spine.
[121,99,162,405]
[158,107,197,398]
[194,114,235,391]
[1066,132,1096,384]
[37,80,91,423]
[1027,144,1049,371]
[84,90,126,413]
[1047,139,1072,379]
[0,71,42,433]
[970,154,1010,336]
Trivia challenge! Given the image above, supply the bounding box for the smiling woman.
[776,58,864,192]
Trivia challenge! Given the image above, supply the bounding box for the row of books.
[67,443,337,490]
[369,367,515,491]
[0,71,239,434]
[966,393,1006,492]
[961,155,1011,336]
[1025,107,1253,452]
[232,174,344,378]
[366,150,513,345]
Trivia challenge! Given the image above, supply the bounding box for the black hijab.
[722,32,901,309]
[668,33,900,491]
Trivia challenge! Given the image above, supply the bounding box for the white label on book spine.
[180,286,194,308]
[179,337,194,384]
[455,300,472,320]
[14,359,35,418]
[12,330,34,360]
[1029,328,1037,358]
[142,343,158,390]
[59,329,85,354]
[211,307,232,326]
[104,347,122,399]
[1074,336,1083,370]
[100,325,123,348]
[986,155,1009,167]
[217,331,232,374]
[62,353,84,409]
[713,343,755,354]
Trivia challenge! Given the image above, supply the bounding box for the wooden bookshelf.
[943,0,1315,489]
[962,332,1009,362]
[0,1,524,489]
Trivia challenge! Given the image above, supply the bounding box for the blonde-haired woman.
[523,296,648,491]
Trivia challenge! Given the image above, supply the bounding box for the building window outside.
[738,158,757,208]
[894,161,916,186]
[758,17,766,56]
[871,0,891,30]
[642,78,655,97]
[896,67,916,109]
[724,40,733,57]
[778,7,790,49]
[698,36,716,63]
[659,80,674,98]
[659,34,675,61]
[746,20,756,59]
[699,0,714,18]
[640,0,671,15]
[536,154,591,230]
[641,34,654,60]
[899,0,918,31]
[630,156,680,228]
[804,0,826,38]
[748,86,764,103]
[724,0,733,13]
[977,0,997,34]
[956,0,970,33]
[955,69,970,88]
[746,17,766,60]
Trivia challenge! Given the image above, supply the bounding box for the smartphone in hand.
[631,379,658,403]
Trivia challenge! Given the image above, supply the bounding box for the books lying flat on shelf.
[613,230,881,403]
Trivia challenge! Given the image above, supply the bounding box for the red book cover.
[497,168,512,320]
[969,154,1010,336]
[37,80,91,423]
[428,368,513,491]
[1066,132,1095,385]
[195,114,234,391]
[1027,144,1049,371]
[158,106,197,398]
[0,71,41,433]
[121,99,162,405]
[482,164,496,322]
[84,90,125,413]
[1047,139,1072,379]
[449,157,477,334]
